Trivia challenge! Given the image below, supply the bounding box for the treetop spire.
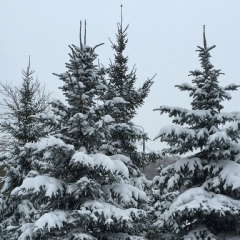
[120,5,123,32]
[23,55,34,79]
[203,25,207,49]
[28,55,31,72]
[26,55,31,76]
[79,20,87,49]
[79,20,82,50]
[84,20,87,45]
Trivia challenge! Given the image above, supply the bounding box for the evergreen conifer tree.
[0,58,50,192]
[100,8,157,168]
[151,27,240,239]
[0,57,50,149]
[51,36,110,152]
[0,58,51,238]
[0,23,150,240]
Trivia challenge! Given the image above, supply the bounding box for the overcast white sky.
[1,1,240,151]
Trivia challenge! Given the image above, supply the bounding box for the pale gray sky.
[1,1,240,151]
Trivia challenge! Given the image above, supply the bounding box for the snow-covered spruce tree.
[0,23,149,240]
[0,57,50,149]
[151,27,240,239]
[0,58,50,237]
[46,22,113,153]
[100,9,157,168]
[0,58,50,193]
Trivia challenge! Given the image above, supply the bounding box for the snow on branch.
[154,125,195,141]
[34,211,72,232]
[224,83,240,91]
[109,154,132,164]
[78,200,145,228]
[175,82,195,91]
[18,223,35,240]
[158,186,240,234]
[24,136,74,153]
[204,160,240,192]
[71,152,94,169]
[66,176,103,199]
[186,109,212,119]
[207,132,230,145]
[153,106,188,116]
[216,111,234,122]
[92,153,129,178]
[11,175,64,198]
[102,183,148,207]
[169,187,240,217]
[70,152,129,178]
[104,97,129,106]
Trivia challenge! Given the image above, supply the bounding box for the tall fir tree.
[101,7,156,168]
[0,22,150,240]
[151,27,240,239]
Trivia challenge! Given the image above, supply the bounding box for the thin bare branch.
[91,43,104,53]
